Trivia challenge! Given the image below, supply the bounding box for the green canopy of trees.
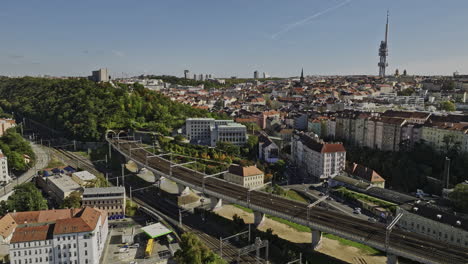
[0,77,218,141]
[61,191,82,209]
[440,101,456,112]
[397,87,415,96]
[6,183,47,213]
[174,232,226,264]
[145,75,281,89]
[0,129,35,172]
[449,184,468,213]
[347,142,468,193]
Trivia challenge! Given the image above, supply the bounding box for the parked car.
[129,243,140,248]
[368,217,377,223]
[353,207,362,214]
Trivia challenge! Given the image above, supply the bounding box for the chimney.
[443,157,451,189]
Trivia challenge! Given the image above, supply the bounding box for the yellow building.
[224,165,264,189]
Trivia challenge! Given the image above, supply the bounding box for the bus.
[145,238,154,258]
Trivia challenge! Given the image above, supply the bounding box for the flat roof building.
[45,174,82,202]
[185,118,247,147]
[71,171,97,187]
[82,187,126,217]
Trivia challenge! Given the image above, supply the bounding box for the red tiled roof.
[349,163,385,183]
[228,165,264,177]
[11,225,52,243]
[321,143,346,153]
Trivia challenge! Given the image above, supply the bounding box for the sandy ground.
[216,205,386,264]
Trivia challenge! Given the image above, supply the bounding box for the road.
[111,138,468,264]
[0,142,50,199]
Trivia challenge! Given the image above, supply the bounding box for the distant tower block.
[378,11,389,78]
[254,70,259,79]
[300,68,304,85]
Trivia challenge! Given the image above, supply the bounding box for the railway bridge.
[106,132,468,264]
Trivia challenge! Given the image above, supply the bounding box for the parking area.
[102,217,178,264]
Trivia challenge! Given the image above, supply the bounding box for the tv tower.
[378,11,389,78]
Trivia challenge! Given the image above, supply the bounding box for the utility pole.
[121,164,125,188]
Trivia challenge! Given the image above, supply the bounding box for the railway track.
[113,139,468,264]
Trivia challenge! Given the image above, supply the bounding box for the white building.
[224,165,264,189]
[291,131,346,182]
[89,68,109,82]
[71,171,97,187]
[82,187,126,217]
[185,118,247,147]
[5,207,108,264]
[0,150,10,184]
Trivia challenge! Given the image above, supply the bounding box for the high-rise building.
[193,74,197,80]
[262,72,270,78]
[253,71,259,79]
[300,68,304,85]
[89,68,109,82]
[184,70,190,79]
[378,11,389,78]
[199,74,204,81]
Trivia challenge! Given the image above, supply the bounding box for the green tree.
[397,87,415,96]
[440,101,456,112]
[442,80,455,91]
[61,191,82,209]
[449,184,468,213]
[8,183,47,212]
[174,233,226,264]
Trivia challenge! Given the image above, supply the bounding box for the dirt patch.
[216,205,386,264]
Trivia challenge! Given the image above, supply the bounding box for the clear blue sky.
[1,0,468,77]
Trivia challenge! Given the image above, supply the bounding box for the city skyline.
[1,0,468,77]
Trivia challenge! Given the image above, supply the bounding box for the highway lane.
[114,140,468,264]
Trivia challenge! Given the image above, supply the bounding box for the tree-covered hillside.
[145,75,282,89]
[0,77,216,141]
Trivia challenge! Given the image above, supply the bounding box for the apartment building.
[88,68,109,82]
[82,187,126,217]
[421,121,468,153]
[0,150,10,184]
[258,134,279,163]
[224,165,264,189]
[185,118,247,147]
[291,131,346,182]
[4,207,108,264]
